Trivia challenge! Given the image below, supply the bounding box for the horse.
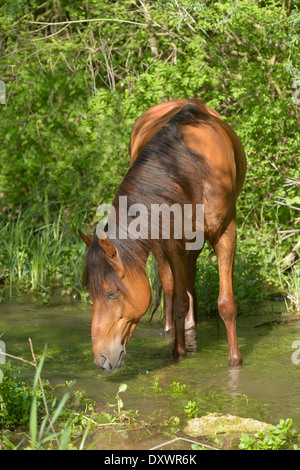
[79,98,246,372]
[129,100,224,333]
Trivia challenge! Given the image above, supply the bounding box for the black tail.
[148,256,163,322]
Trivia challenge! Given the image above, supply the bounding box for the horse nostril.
[118,349,125,366]
[100,354,112,372]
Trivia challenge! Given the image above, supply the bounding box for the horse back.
[130,100,245,192]
[129,99,222,164]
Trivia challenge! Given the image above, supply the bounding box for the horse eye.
[107,290,120,300]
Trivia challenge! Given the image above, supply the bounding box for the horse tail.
[148,256,163,322]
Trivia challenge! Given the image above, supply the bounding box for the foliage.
[0,0,299,307]
[106,383,130,420]
[184,400,199,418]
[190,418,300,450]
[171,381,186,393]
[0,208,88,300]
[1,356,300,450]
[0,362,55,429]
[238,418,298,450]
[0,355,135,449]
[151,376,162,393]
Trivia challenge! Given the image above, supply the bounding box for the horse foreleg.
[212,219,242,367]
[155,249,199,334]
[166,252,189,359]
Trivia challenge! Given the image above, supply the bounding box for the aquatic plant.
[184,401,199,419]
[238,419,298,450]
[171,381,186,393]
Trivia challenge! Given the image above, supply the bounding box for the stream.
[1,296,300,449]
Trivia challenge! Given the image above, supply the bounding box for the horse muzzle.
[93,343,126,372]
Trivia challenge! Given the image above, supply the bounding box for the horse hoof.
[164,326,175,335]
[228,355,243,367]
[172,347,185,361]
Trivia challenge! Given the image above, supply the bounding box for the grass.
[0,208,88,303]
[0,340,142,450]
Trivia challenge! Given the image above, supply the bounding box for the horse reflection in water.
[79,99,246,372]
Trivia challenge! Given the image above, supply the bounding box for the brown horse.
[129,100,224,333]
[79,99,246,372]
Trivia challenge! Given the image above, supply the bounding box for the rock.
[184,413,273,437]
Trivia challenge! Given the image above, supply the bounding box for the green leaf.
[47,387,73,431]
[33,346,47,390]
[29,395,37,450]
[118,384,127,393]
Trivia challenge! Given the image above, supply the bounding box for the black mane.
[83,101,216,299]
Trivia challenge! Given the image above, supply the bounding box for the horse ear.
[78,229,93,247]
[97,229,125,279]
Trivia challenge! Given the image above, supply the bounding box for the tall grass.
[0,208,87,301]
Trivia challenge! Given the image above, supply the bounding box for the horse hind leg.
[212,219,242,367]
[185,249,201,330]
[155,249,200,334]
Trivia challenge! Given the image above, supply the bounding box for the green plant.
[171,381,186,393]
[0,0,299,313]
[0,342,102,450]
[239,419,297,450]
[184,401,199,419]
[0,362,56,430]
[152,377,162,393]
[107,383,129,419]
[0,209,87,301]
[191,443,209,450]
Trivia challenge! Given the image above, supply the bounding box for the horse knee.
[218,295,237,323]
[173,294,189,321]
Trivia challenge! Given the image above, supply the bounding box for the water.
[1,296,300,449]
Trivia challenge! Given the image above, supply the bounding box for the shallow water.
[1,296,300,449]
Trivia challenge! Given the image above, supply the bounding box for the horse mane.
[83,99,231,300]
[112,100,216,252]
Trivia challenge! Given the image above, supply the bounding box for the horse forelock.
[83,236,145,303]
[83,238,126,302]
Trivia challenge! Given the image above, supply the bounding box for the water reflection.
[185,330,197,354]
[227,366,243,396]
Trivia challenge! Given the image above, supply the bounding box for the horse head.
[79,229,151,372]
